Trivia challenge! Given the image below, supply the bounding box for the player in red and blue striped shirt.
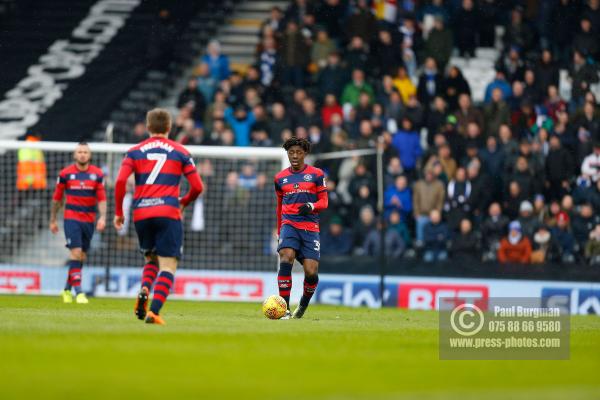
[114,108,203,325]
[50,142,107,304]
[274,137,328,319]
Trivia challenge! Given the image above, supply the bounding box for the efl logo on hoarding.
[541,288,600,315]
[0,271,40,293]
[398,283,489,310]
[174,276,263,300]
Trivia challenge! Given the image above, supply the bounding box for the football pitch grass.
[0,295,599,400]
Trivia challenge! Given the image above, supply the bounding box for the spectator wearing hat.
[533,194,547,221]
[498,220,532,264]
[551,211,576,263]
[392,117,422,176]
[462,140,481,168]
[423,209,449,262]
[517,200,541,239]
[572,202,600,249]
[439,115,464,160]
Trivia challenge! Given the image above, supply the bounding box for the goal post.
[0,140,289,282]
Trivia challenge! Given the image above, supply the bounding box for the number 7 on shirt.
[146,153,167,184]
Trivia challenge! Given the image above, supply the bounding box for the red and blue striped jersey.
[52,164,106,224]
[115,137,203,222]
[274,164,328,233]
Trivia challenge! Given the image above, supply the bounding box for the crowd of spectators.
[143,0,600,265]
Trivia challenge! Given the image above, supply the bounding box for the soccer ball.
[262,295,287,319]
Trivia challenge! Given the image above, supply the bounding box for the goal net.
[0,140,287,279]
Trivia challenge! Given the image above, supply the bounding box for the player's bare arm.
[96,200,107,232]
[49,199,63,234]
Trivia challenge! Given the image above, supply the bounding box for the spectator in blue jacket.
[202,40,231,81]
[321,216,353,256]
[484,70,512,103]
[224,105,256,147]
[423,209,449,262]
[196,62,218,103]
[384,175,412,221]
[392,117,422,176]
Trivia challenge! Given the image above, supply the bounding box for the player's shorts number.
[313,240,320,251]
[146,153,167,184]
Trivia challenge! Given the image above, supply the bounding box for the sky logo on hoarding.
[541,288,600,315]
[91,273,140,296]
[315,281,397,308]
